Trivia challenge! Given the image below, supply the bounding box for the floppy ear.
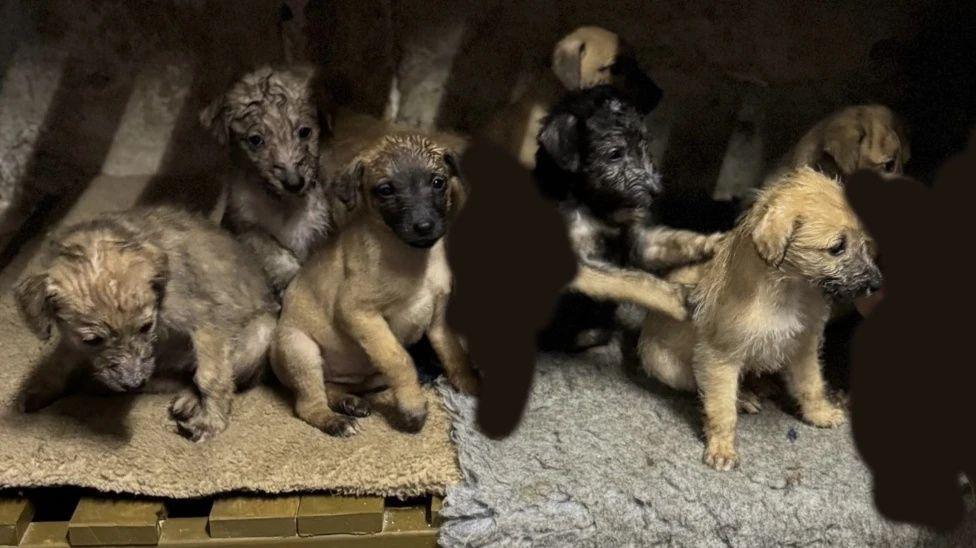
[752,203,800,267]
[537,112,580,172]
[334,159,365,211]
[443,150,467,217]
[199,95,229,145]
[552,37,584,90]
[14,272,55,340]
[822,121,864,175]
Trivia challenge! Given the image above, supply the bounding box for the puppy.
[638,168,882,470]
[483,26,660,167]
[14,206,277,442]
[535,84,721,351]
[773,104,910,181]
[271,133,478,436]
[201,65,333,294]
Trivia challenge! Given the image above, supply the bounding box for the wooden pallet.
[0,490,442,547]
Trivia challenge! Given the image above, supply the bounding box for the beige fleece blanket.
[0,176,460,498]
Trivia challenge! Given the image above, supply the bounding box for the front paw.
[703,232,726,255]
[802,403,846,428]
[19,386,61,413]
[332,394,372,418]
[392,401,428,433]
[703,438,738,471]
[171,403,228,443]
[320,414,360,437]
[449,369,480,396]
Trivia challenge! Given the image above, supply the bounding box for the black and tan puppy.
[535,85,721,351]
[14,207,277,442]
[271,133,478,436]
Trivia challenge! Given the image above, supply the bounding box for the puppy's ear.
[552,37,584,90]
[538,112,580,172]
[822,121,864,176]
[199,95,229,145]
[443,150,467,218]
[14,272,55,340]
[335,159,365,211]
[752,203,800,268]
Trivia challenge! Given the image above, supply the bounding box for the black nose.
[868,275,883,293]
[281,175,306,193]
[413,220,434,235]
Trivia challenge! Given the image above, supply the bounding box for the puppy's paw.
[18,386,61,413]
[168,391,201,422]
[703,439,738,471]
[392,402,429,433]
[802,403,846,428]
[320,414,359,437]
[449,369,480,397]
[703,232,726,255]
[332,394,371,418]
[175,409,229,443]
[737,390,763,415]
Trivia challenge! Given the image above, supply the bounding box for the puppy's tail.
[568,265,688,321]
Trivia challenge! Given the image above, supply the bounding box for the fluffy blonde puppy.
[638,168,882,470]
[271,133,478,437]
[776,104,910,180]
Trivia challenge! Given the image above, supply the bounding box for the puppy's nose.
[868,273,883,293]
[413,220,434,235]
[274,165,306,193]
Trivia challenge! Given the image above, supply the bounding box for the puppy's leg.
[630,226,724,271]
[271,326,357,436]
[325,382,372,417]
[783,331,845,427]
[171,327,235,442]
[230,312,276,390]
[19,342,83,412]
[569,264,688,321]
[338,302,427,433]
[427,298,479,395]
[694,346,744,471]
[237,229,301,295]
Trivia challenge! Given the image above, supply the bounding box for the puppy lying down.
[639,168,882,470]
[14,206,277,442]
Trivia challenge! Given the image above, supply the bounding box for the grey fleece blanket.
[436,343,974,547]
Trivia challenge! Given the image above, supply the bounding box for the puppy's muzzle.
[273,164,308,194]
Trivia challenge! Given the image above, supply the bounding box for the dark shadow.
[446,139,576,439]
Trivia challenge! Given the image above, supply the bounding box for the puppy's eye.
[82,335,104,347]
[828,236,847,256]
[139,321,154,334]
[246,134,264,149]
[375,183,396,197]
[431,175,447,190]
[297,126,312,140]
[608,148,623,161]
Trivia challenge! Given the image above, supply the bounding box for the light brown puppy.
[775,104,910,180]
[638,168,882,470]
[271,133,478,437]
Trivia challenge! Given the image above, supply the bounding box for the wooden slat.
[0,498,34,546]
[19,521,69,548]
[297,495,384,536]
[426,496,443,528]
[383,507,431,534]
[208,497,299,539]
[68,498,164,546]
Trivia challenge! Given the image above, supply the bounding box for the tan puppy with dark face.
[638,168,882,470]
[271,133,478,436]
[777,104,910,180]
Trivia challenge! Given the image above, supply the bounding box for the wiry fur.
[14,207,277,442]
[638,168,882,470]
[201,65,333,294]
[271,133,478,437]
[535,85,721,351]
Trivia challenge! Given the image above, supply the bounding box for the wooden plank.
[208,497,299,539]
[425,496,443,527]
[297,495,384,536]
[68,498,164,546]
[19,521,69,548]
[0,498,34,546]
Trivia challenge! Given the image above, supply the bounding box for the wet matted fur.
[201,65,334,294]
[13,206,277,442]
[638,168,882,470]
[272,133,478,437]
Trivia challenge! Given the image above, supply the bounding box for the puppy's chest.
[564,208,627,265]
[229,185,330,259]
[727,290,819,371]
[380,261,451,344]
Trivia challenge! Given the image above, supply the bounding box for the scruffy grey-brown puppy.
[201,65,333,294]
[773,104,910,181]
[271,133,478,437]
[14,206,277,442]
[639,168,881,470]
